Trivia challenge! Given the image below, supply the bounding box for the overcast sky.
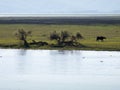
[0,0,120,14]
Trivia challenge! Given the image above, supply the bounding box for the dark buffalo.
[96,36,106,41]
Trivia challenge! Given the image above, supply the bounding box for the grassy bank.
[0,24,120,51]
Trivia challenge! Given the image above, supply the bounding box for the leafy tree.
[71,35,77,42]
[50,31,60,40]
[50,31,60,44]
[61,31,70,42]
[76,32,83,39]
[50,31,70,45]
[15,29,32,48]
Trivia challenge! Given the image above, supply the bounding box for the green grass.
[0,24,120,50]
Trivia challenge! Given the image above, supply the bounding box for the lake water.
[0,49,120,90]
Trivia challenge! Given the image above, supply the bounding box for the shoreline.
[0,45,120,51]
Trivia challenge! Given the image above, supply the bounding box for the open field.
[0,23,120,50]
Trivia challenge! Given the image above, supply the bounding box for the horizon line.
[0,13,120,17]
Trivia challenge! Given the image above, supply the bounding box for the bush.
[50,31,60,40]
[76,32,83,39]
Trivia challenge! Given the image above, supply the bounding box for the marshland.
[0,16,120,50]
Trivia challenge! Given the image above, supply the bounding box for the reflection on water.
[16,49,27,74]
[0,49,120,90]
[18,49,27,56]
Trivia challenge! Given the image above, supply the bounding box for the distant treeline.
[0,16,120,24]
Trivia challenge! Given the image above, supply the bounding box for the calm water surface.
[0,49,120,90]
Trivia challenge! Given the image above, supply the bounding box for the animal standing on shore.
[96,36,106,41]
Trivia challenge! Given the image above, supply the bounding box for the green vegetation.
[0,24,120,51]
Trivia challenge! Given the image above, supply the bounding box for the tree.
[61,31,70,42]
[50,31,60,44]
[50,31,70,45]
[76,32,83,39]
[15,29,32,48]
[50,31,59,40]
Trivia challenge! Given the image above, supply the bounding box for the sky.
[0,0,120,15]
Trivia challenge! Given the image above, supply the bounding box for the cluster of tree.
[14,29,83,48]
[50,31,83,46]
